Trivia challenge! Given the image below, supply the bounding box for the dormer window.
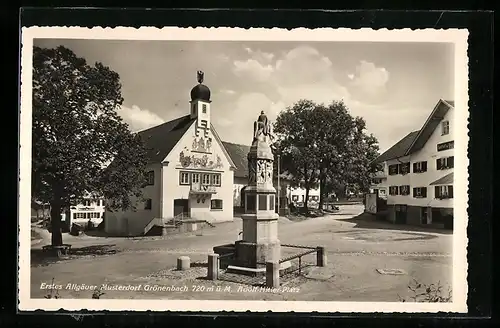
[441,121,450,135]
[202,104,207,113]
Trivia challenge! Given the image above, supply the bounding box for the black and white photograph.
[19,27,469,313]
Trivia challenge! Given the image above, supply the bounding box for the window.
[413,161,428,173]
[146,171,155,185]
[399,185,410,195]
[144,199,152,210]
[202,104,207,113]
[211,199,223,210]
[191,173,200,184]
[441,121,450,135]
[388,164,399,175]
[211,173,221,186]
[73,213,77,220]
[398,162,410,175]
[389,186,399,196]
[202,174,211,185]
[292,195,298,202]
[436,156,454,170]
[435,185,454,199]
[180,172,190,185]
[413,187,428,198]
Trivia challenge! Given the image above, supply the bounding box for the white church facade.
[105,72,236,236]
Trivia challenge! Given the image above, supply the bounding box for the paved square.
[30,205,453,302]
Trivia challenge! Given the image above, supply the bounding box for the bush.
[399,279,452,302]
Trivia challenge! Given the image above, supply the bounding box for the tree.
[32,46,148,246]
[315,102,380,207]
[273,100,321,211]
[273,99,380,211]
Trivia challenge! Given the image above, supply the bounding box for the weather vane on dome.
[197,70,204,84]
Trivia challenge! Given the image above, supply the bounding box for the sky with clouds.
[34,39,454,152]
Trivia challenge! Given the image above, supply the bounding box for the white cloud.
[243,46,275,62]
[233,59,275,82]
[117,105,164,132]
[220,89,236,95]
[350,60,390,99]
[226,46,399,150]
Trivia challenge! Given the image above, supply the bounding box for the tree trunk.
[318,175,325,210]
[304,185,310,213]
[50,200,63,246]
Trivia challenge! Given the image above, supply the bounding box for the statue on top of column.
[253,111,273,142]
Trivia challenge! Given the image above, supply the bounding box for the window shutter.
[413,188,417,197]
[423,161,427,172]
[436,159,441,170]
[413,163,417,172]
[448,185,454,198]
[448,156,454,168]
[435,186,440,198]
[422,187,427,197]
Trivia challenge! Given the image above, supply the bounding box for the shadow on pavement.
[31,244,120,267]
[337,213,453,235]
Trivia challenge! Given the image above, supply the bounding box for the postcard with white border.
[19,26,469,313]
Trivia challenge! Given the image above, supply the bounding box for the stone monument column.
[234,111,281,271]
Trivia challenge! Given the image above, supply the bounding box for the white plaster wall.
[67,198,106,226]
[233,177,247,207]
[408,106,454,208]
[104,163,161,236]
[386,155,412,206]
[386,106,454,209]
[162,123,234,223]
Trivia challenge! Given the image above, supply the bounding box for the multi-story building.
[104,73,236,236]
[63,197,106,229]
[372,99,454,229]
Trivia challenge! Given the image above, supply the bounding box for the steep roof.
[405,99,454,155]
[373,130,420,164]
[222,141,250,178]
[137,115,195,163]
[373,99,455,164]
[430,172,454,185]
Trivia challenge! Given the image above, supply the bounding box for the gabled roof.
[137,115,196,163]
[372,99,455,164]
[405,99,454,155]
[430,172,453,185]
[210,123,237,170]
[373,130,419,164]
[222,141,250,178]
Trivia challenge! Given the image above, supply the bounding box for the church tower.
[190,70,211,140]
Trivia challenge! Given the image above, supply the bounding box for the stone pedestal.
[235,212,280,266]
[218,111,285,276]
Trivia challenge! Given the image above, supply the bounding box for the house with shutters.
[371,99,455,229]
[104,72,236,236]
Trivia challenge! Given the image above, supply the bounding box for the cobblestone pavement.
[30,204,454,301]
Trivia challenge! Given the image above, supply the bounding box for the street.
[30,205,453,301]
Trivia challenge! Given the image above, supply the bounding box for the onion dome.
[190,70,211,102]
